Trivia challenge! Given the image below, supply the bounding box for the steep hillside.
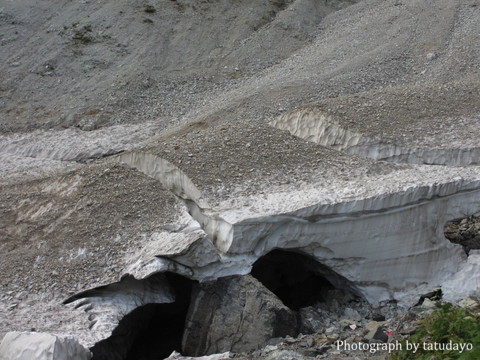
[0,0,358,132]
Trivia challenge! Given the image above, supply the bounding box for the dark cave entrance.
[444,214,480,255]
[90,273,194,360]
[251,249,357,310]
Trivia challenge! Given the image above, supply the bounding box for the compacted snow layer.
[0,332,91,360]
[270,108,480,166]
[49,152,480,350]
[63,273,174,345]
[0,122,166,184]
[118,152,480,303]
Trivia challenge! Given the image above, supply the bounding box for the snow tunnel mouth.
[90,273,194,360]
[444,214,480,255]
[251,249,359,310]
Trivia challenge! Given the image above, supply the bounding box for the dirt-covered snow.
[1,0,479,359]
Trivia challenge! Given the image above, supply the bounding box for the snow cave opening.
[251,249,357,310]
[90,273,194,360]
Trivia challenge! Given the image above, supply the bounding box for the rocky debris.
[230,297,480,360]
[413,288,442,307]
[274,80,480,152]
[445,214,480,254]
[132,121,400,204]
[182,275,298,356]
[297,289,370,335]
[0,161,179,297]
[0,332,91,360]
[262,349,305,360]
[157,0,480,145]
[0,161,183,343]
[155,284,406,359]
[458,293,480,311]
[0,0,361,133]
[166,351,232,360]
[1,0,478,144]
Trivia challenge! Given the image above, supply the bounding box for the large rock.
[0,332,91,360]
[298,307,331,334]
[182,275,298,356]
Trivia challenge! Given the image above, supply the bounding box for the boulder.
[298,307,327,334]
[0,332,91,360]
[182,275,297,356]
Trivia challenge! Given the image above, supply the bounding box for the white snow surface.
[0,332,91,360]
[0,121,166,184]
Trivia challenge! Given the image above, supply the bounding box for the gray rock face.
[182,275,298,356]
[298,307,328,334]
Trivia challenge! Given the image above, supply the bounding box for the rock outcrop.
[445,214,480,254]
[182,275,297,356]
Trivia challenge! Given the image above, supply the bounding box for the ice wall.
[270,108,480,166]
[230,183,480,302]
[118,152,480,303]
[48,152,480,350]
